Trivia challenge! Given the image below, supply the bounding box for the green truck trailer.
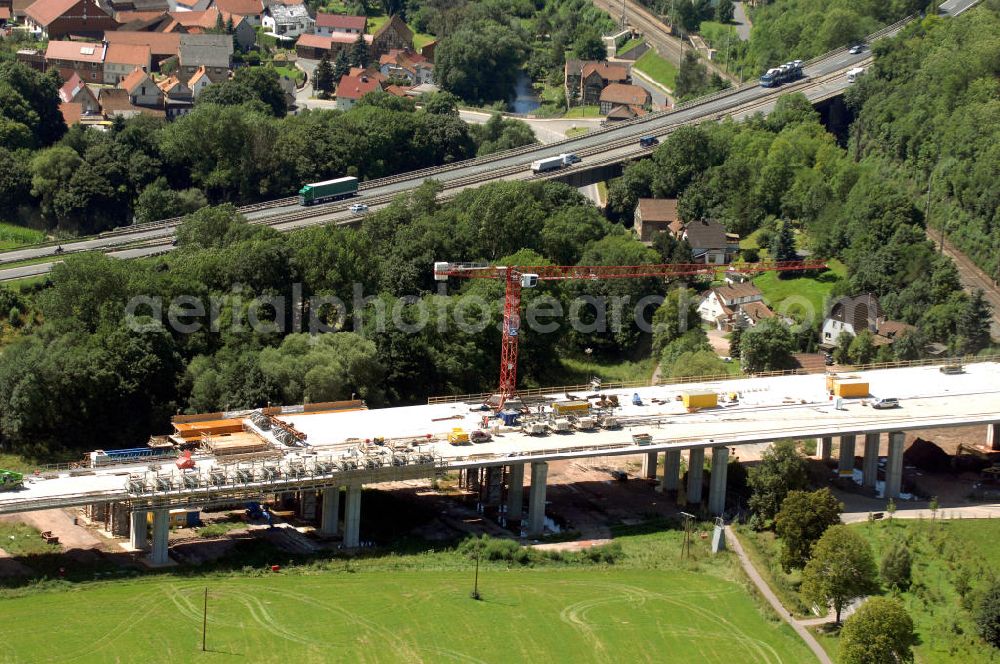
[0,469,24,491]
[298,176,359,206]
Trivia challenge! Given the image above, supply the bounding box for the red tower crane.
[433,259,826,410]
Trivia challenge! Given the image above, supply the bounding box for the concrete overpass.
[0,0,983,281]
[1,359,997,564]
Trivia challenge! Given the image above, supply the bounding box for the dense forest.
[0,57,536,234]
[846,2,1000,282]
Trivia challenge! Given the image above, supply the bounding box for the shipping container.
[681,391,718,409]
[834,381,869,398]
[552,400,590,415]
[298,176,359,205]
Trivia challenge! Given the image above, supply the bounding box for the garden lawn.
[0,223,44,251]
[366,15,435,49]
[0,528,815,663]
[564,105,602,118]
[752,260,846,324]
[634,49,678,90]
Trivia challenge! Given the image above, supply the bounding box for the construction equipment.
[552,400,590,416]
[434,259,826,410]
[175,450,196,470]
[448,428,471,445]
[632,433,653,446]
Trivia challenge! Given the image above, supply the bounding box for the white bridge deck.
[2,362,998,514]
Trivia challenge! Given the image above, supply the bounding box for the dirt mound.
[904,438,951,472]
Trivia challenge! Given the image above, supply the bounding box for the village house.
[58,71,100,112]
[213,0,262,26]
[682,218,740,264]
[24,0,117,40]
[98,86,164,119]
[104,31,180,72]
[119,66,162,107]
[261,1,312,39]
[314,11,364,36]
[105,0,167,14]
[564,59,630,106]
[103,42,150,84]
[633,198,682,244]
[164,9,255,50]
[697,282,775,331]
[820,294,915,349]
[335,72,381,110]
[370,14,412,59]
[187,65,213,97]
[157,74,193,118]
[178,33,232,84]
[598,82,650,115]
[378,49,432,85]
[44,40,106,82]
[295,31,371,60]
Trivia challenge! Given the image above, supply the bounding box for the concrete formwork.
[659,449,681,493]
[149,509,170,565]
[109,501,130,537]
[708,447,728,516]
[129,510,148,551]
[862,432,879,488]
[343,484,362,548]
[686,448,705,505]
[299,490,317,520]
[527,461,548,538]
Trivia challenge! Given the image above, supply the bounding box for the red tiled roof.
[27,0,104,26]
[113,10,164,23]
[119,66,148,92]
[296,33,331,49]
[105,31,181,56]
[336,73,381,100]
[0,7,11,19]
[105,43,150,66]
[168,8,240,29]
[384,84,410,96]
[637,198,678,222]
[58,71,84,101]
[715,281,762,303]
[45,40,105,63]
[581,61,629,82]
[213,0,261,16]
[315,12,364,30]
[599,82,649,106]
[99,87,133,112]
[59,101,82,125]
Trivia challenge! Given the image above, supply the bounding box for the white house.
[314,12,365,36]
[262,2,313,38]
[820,293,915,349]
[698,282,774,330]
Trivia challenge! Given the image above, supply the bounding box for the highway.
[0,359,998,517]
[0,0,980,282]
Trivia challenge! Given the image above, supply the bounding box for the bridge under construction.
[1,359,998,566]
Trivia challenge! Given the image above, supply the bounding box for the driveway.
[733,2,752,41]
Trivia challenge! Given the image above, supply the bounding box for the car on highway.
[940,363,964,374]
[639,136,659,148]
[871,397,900,410]
[849,44,866,54]
[349,203,369,213]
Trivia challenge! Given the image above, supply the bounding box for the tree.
[135,178,207,224]
[573,28,606,61]
[0,62,66,147]
[332,48,351,82]
[674,51,709,99]
[434,22,527,104]
[775,488,843,571]
[716,0,734,23]
[801,525,879,624]
[651,287,701,356]
[840,597,915,664]
[847,329,877,365]
[30,146,82,223]
[958,289,992,355]
[977,580,1000,648]
[880,541,912,591]
[740,318,795,373]
[769,219,797,266]
[747,439,809,523]
[423,91,461,116]
[314,53,335,96]
[350,32,369,68]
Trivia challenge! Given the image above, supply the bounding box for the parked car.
[871,397,900,410]
[939,363,964,374]
[349,203,369,213]
[469,430,492,444]
[639,136,659,148]
[849,43,866,54]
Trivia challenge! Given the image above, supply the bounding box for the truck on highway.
[298,176,360,206]
[846,67,865,83]
[530,153,580,174]
[759,60,804,87]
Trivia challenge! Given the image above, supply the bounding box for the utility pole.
[471,545,482,600]
[680,511,695,560]
[202,587,208,652]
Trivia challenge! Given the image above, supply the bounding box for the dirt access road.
[932,231,1000,339]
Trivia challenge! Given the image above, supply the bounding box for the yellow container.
[447,428,469,444]
[833,381,869,398]
[681,391,717,409]
[552,401,590,415]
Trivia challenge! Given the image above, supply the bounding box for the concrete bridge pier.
[527,462,548,538]
[817,436,833,461]
[506,463,524,523]
[862,433,880,488]
[319,487,340,538]
[657,449,681,493]
[988,423,1000,451]
[148,509,170,565]
[641,451,657,479]
[109,502,130,537]
[484,466,503,507]
[299,490,317,520]
[343,484,362,548]
[885,431,905,499]
[129,510,148,551]
[708,447,728,516]
[686,448,705,505]
[838,435,856,476]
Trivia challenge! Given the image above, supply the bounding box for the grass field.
[0,223,44,251]
[565,126,589,137]
[0,528,814,663]
[634,49,678,91]
[557,355,657,384]
[616,36,645,56]
[752,260,846,324]
[272,65,304,85]
[564,105,602,118]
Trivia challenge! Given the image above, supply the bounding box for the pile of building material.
[201,432,271,457]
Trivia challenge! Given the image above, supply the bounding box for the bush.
[976,580,1000,648]
[880,541,912,592]
[839,597,915,664]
